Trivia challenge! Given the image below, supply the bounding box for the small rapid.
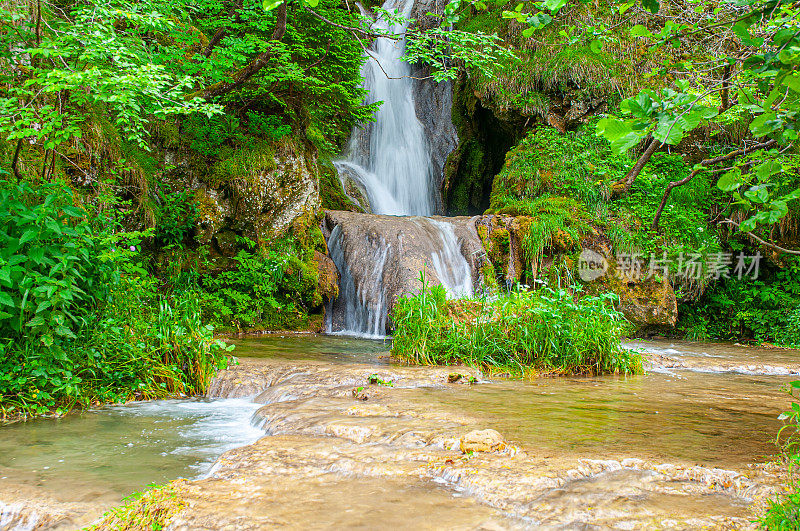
[0,336,794,529]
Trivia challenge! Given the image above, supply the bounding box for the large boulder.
[190,137,320,250]
[323,210,485,333]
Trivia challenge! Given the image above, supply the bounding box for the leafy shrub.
[392,273,641,376]
[196,238,320,332]
[0,180,230,420]
[677,258,800,346]
[155,184,198,247]
[761,381,800,529]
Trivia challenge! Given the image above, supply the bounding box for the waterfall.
[334,0,434,216]
[326,224,390,338]
[324,0,473,338]
[427,220,474,299]
[325,213,476,338]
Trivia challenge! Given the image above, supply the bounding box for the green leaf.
[740,217,758,232]
[630,25,652,37]
[783,73,800,93]
[263,0,283,10]
[744,186,769,204]
[754,160,782,180]
[543,0,567,12]
[596,118,644,154]
[653,117,685,145]
[0,291,14,307]
[26,314,46,327]
[717,171,742,192]
[641,0,659,14]
[19,229,37,245]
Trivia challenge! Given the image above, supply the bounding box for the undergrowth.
[87,481,186,531]
[0,180,231,421]
[392,273,641,376]
[760,381,800,530]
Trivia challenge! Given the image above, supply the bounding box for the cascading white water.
[428,220,474,299]
[334,0,433,216]
[325,0,474,337]
[326,224,390,338]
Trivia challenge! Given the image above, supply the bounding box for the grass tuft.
[392,273,641,377]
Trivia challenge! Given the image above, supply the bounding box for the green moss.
[209,140,276,188]
[318,161,363,212]
[456,0,667,116]
[443,79,521,215]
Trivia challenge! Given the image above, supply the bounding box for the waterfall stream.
[334,0,433,216]
[326,0,473,337]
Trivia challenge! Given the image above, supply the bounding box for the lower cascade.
[324,211,478,337]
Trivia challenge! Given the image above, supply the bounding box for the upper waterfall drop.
[334,0,434,216]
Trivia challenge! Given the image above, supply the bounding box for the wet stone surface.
[1,335,796,529]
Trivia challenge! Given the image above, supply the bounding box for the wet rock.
[323,210,485,332]
[191,138,319,248]
[312,250,338,300]
[459,429,507,454]
[346,404,391,416]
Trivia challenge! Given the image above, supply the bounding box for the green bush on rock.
[391,274,641,376]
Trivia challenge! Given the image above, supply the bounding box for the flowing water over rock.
[334,0,435,216]
[1,337,795,529]
[324,211,478,337]
[0,398,263,529]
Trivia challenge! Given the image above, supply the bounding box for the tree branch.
[11,139,23,181]
[612,136,659,196]
[201,1,287,99]
[651,139,778,230]
[720,219,800,256]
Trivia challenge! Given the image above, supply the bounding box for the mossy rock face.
[189,137,320,248]
[312,250,339,301]
[318,162,365,212]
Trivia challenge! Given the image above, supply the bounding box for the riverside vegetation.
[392,273,641,375]
[1,0,800,527]
[1,0,800,521]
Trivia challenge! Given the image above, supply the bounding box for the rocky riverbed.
[0,337,795,529]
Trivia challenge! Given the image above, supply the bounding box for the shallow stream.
[0,336,796,529]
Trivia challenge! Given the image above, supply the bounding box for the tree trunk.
[11,139,23,181]
[201,2,287,99]
[612,137,658,196]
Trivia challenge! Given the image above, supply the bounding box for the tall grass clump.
[392,273,641,376]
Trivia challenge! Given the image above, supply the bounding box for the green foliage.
[597,86,718,152]
[0,0,221,153]
[611,152,723,260]
[677,258,800,346]
[195,238,320,332]
[367,374,394,387]
[490,126,622,212]
[392,273,641,376]
[760,380,800,530]
[88,481,186,531]
[496,195,592,268]
[185,113,291,157]
[155,185,199,247]
[0,180,230,420]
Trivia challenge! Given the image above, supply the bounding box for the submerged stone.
[459,429,507,454]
